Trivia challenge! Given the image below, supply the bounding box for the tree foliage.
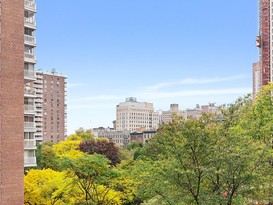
[135,92,272,205]
[79,139,121,166]
[25,84,273,205]
[24,169,74,205]
[63,153,123,205]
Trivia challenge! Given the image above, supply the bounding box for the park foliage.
[25,84,273,205]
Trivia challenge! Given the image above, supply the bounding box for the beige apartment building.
[116,97,159,132]
[34,70,67,143]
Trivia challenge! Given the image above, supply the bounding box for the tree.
[126,142,143,151]
[24,169,74,205]
[36,142,60,170]
[79,139,121,166]
[139,116,216,204]
[62,153,123,205]
[235,84,273,204]
[137,111,268,205]
[53,139,83,160]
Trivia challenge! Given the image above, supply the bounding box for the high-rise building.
[0,0,25,203]
[254,0,272,96]
[34,70,67,143]
[116,97,159,132]
[24,0,37,167]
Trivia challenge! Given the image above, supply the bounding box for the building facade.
[161,104,186,124]
[24,0,37,167]
[130,131,157,145]
[252,62,262,98]
[161,104,218,124]
[93,128,130,147]
[34,70,67,143]
[0,0,26,203]
[253,0,273,96]
[116,97,160,132]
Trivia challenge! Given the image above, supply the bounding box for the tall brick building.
[34,70,67,143]
[0,0,25,204]
[253,0,273,97]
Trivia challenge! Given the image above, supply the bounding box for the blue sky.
[36,0,258,134]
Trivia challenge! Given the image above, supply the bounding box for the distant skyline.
[36,0,257,134]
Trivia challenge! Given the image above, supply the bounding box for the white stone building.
[116,97,160,132]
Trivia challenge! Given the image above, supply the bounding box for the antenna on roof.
[51,68,56,74]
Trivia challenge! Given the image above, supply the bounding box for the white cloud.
[145,74,250,91]
[137,87,252,99]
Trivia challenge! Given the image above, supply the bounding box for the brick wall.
[0,0,24,204]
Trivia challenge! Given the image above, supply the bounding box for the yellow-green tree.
[24,169,74,205]
[53,139,83,159]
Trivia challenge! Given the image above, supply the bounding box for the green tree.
[137,111,269,205]
[62,153,123,205]
[36,142,60,170]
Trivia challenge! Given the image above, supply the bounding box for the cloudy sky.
[36,0,258,134]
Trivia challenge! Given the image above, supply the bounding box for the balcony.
[24,122,35,132]
[36,94,43,98]
[24,139,36,149]
[35,89,43,94]
[36,106,42,111]
[35,103,42,108]
[24,69,36,82]
[36,122,42,127]
[24,88,36,97]
[35,117,43,122]
[35,99,43,103]
[24,0,36,12]
[34,84,43,89]
[24,17,36,29]
[24,35,36,46]
[35,136,43,143]
[35,132,43,137]
[36,112,42,117]
[24,157,36,167]
[24,52,37,63]
[36,79,43,84]
[24,104,35,114]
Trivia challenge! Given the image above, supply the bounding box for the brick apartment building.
[0,0,26,204]
[34,70,67,143]
[253,0,273,96]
